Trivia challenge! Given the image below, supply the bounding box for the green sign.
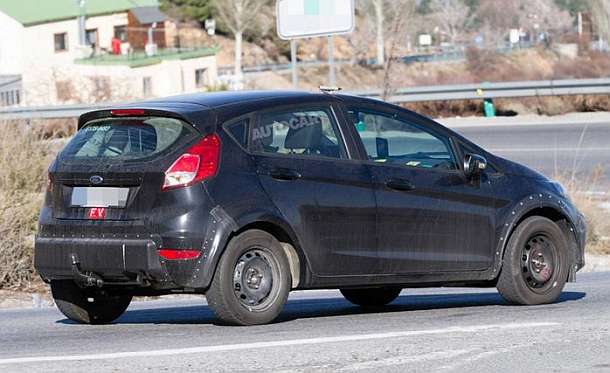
[304,0,320,15]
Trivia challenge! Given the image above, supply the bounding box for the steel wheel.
[521,234,559,294]
[497,216,569,306]
[233,248,281,312]
[206,230,291,325]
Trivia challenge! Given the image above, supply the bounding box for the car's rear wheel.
[206,230,291,326]
[340,287,402,307]
[50,280,132,324]
[497,216,569,305]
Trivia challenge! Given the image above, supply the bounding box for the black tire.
[497,216,570,305]
[51,281,132,324]
[340,287,402,307]
[206,230,291,326]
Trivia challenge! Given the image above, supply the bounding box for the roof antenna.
[319,86,342,93]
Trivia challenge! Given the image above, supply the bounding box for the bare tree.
[373,0,385,65]
[520,0,572,42]
[590,0,610,42]
[357,0,387,65]
[381,1,416,100]
[429,0,470,45]
[213,0,265,84]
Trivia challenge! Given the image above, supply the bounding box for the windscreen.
[61,117,198,161]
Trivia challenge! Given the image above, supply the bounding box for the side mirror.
[464,154,487,179]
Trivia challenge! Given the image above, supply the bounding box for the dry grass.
[555,169,610,255]
[0,122,56,290]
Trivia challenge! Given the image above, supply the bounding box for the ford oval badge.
[90,175,104,185]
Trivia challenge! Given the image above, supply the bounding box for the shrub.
[555,169,610,255]
[0,122,55,290]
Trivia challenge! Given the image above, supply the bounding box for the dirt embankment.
[243,48,610,117]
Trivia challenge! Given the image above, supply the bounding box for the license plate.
[87,207,107,220]
[71,187,129,208]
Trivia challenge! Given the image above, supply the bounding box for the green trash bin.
[483,98,496,117]
[355,120,366,132]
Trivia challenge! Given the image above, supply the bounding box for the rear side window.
[62,117,198,161]
[225,119,249,149]
[251,108,345,159]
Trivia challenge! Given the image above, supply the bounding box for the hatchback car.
[35,90,586,326]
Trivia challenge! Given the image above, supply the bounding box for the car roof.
[139,90,335,108]
[79,90,412,131]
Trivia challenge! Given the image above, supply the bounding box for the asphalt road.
[1,271,609,372]
[454,121,610,187]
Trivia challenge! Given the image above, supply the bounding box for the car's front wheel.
[51,280,132,324]
[340,287,402,307]
[497,216,570,305]
[206,230,291,326]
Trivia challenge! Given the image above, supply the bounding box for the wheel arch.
[230,220,310,289]
[495,201,581,282]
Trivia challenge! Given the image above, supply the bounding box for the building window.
[143,77,152,96]
[86,29,98,47]
[114,26,127,42]
[195,68,208,88]
[54,33,68,52]
[0,91,20,107]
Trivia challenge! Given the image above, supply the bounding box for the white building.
[0,0,218,107]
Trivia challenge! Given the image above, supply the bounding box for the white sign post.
[276,0,355,88]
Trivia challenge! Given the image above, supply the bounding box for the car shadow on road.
[56,290,586,326]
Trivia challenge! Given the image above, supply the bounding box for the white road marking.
[0,322,559,365]
[488,147,610,153]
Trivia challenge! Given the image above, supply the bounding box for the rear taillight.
[162,133,221,191]
[158,249,201,260]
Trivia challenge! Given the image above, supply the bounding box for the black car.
[35,90,586,326]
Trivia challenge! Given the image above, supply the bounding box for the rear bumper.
[35,236,169,285]
[34,206,238,291]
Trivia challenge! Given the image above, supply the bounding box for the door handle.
[269,168,302,181]
[385,179,415,192]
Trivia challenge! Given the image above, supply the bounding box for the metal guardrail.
[2,78,610,120]
[349,78,610,103]
[0,103,111,120]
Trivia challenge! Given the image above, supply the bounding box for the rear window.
[61,117,198,161]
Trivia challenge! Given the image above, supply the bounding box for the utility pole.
[328,35,336,86]
[291,39,298,88]
[77,0,86,45]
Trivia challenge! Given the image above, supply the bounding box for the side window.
[349,109,457,170]
[251,108,345,159]
[225,119,249,148]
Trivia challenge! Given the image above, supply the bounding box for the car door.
[344,104,498,274]
[251,102,378,276]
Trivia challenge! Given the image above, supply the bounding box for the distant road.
[453,120,610,187]
[0,272,609,372]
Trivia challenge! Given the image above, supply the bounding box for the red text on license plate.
[88,207,106,220]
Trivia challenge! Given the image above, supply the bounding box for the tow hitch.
[71,254,104,288]
[70,254,152,288]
